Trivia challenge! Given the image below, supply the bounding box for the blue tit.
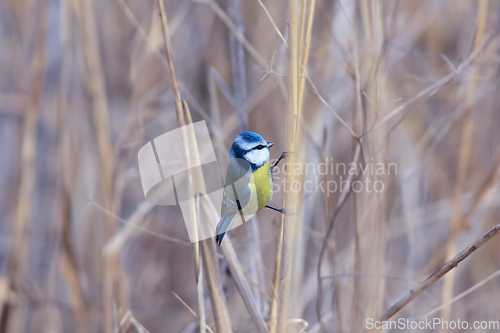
[216,131,288,246]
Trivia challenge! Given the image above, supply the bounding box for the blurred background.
[1,0,500,332]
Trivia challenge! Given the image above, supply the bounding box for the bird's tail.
[215,212,237,246]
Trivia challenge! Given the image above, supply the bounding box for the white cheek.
[245,149,269,166]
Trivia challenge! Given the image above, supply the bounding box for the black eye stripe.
[254,145,265,150]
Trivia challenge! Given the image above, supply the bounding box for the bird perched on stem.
[216,131,288,245]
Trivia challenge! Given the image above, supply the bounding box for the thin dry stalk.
[156,0,183,114]
[200,238,233,333]
[197,0,287,97]
[56,2,92,330]
[156,4,235,332]
[219,237,269,333]
[71,0,123,329]
[195,191,267,332]
[156,3,208,332]
[276,1,301,332]
[376,32,489,129]
[269,212,284,333]
[229,0,248,131]
[297,0,316,116]
[440,0,489,326]
[316,145,361,331]
[59,180,92,333]
[184,104,206,333]
[422,268,500,319]
[379,223,500,321]
[9,0,48,330]
[171,292,215,333]
[418,152,500,278]
[257,0,287,47]
[228,0,266,309]
[72,0,115,236]
[197,0,267,68]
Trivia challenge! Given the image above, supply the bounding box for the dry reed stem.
[257,0,287,47]
[440,0,489,327]
[376,32,489,129]
[183,103,206,332]
[300,65,357,138]
[195,0,267,67]
[379,223,500,321]
[56,2,92,330]
[159,3,275,330]
[316,145,361,331]
[419,152,500,281]
[298,0,307,70]
[230,0,266,312]
[188,180,268,332]
[207,68,225,152]
[198,196,267,332]
[219,237,269,333]
[156,4,237,332]
[297,0,316,119]
[269,212,284,333]
[196,254,207,333]
[229,0,248,132]
[59,171,92,333]
[120,311,151,333]
[9,0,49,330]
[276,1,301,332]
[196,0,287,98]
[421,268,500,319]
[156,3,209,332]
[228,1,267,310]
[71,0,123,329]
[100,2,207,331]
[73,0,115,237]
[200,238,233,333]
[172,292,215,333]
[115,0,170,70]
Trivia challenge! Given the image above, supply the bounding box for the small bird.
[215,131,288,246]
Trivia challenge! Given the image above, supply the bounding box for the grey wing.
[220,158,252,217]
[216,160,252,245]
[216,187,250,243]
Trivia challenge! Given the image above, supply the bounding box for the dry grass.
[1,0,500,332]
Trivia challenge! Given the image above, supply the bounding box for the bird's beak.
[267,142,274,148]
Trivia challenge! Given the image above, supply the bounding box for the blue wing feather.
[215,212,237,246]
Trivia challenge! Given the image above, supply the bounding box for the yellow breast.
[247,161,273,212]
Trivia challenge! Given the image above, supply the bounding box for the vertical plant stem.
[71,0,121,330]
[440,0,488,327]
[269,211,284,333]
[276,1,301,332]
[229,0,248,131]
[56,2,91,331]
[73,0,115,236]
[220,239,269,332]
[9,0,48,330]
[201,238,233,333]
[156,4,233,333]
[297,0,316,117]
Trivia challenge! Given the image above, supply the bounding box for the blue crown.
[238,131,264,143]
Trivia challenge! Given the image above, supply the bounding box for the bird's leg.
[272,151,292,171]
[265,205,294,215]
